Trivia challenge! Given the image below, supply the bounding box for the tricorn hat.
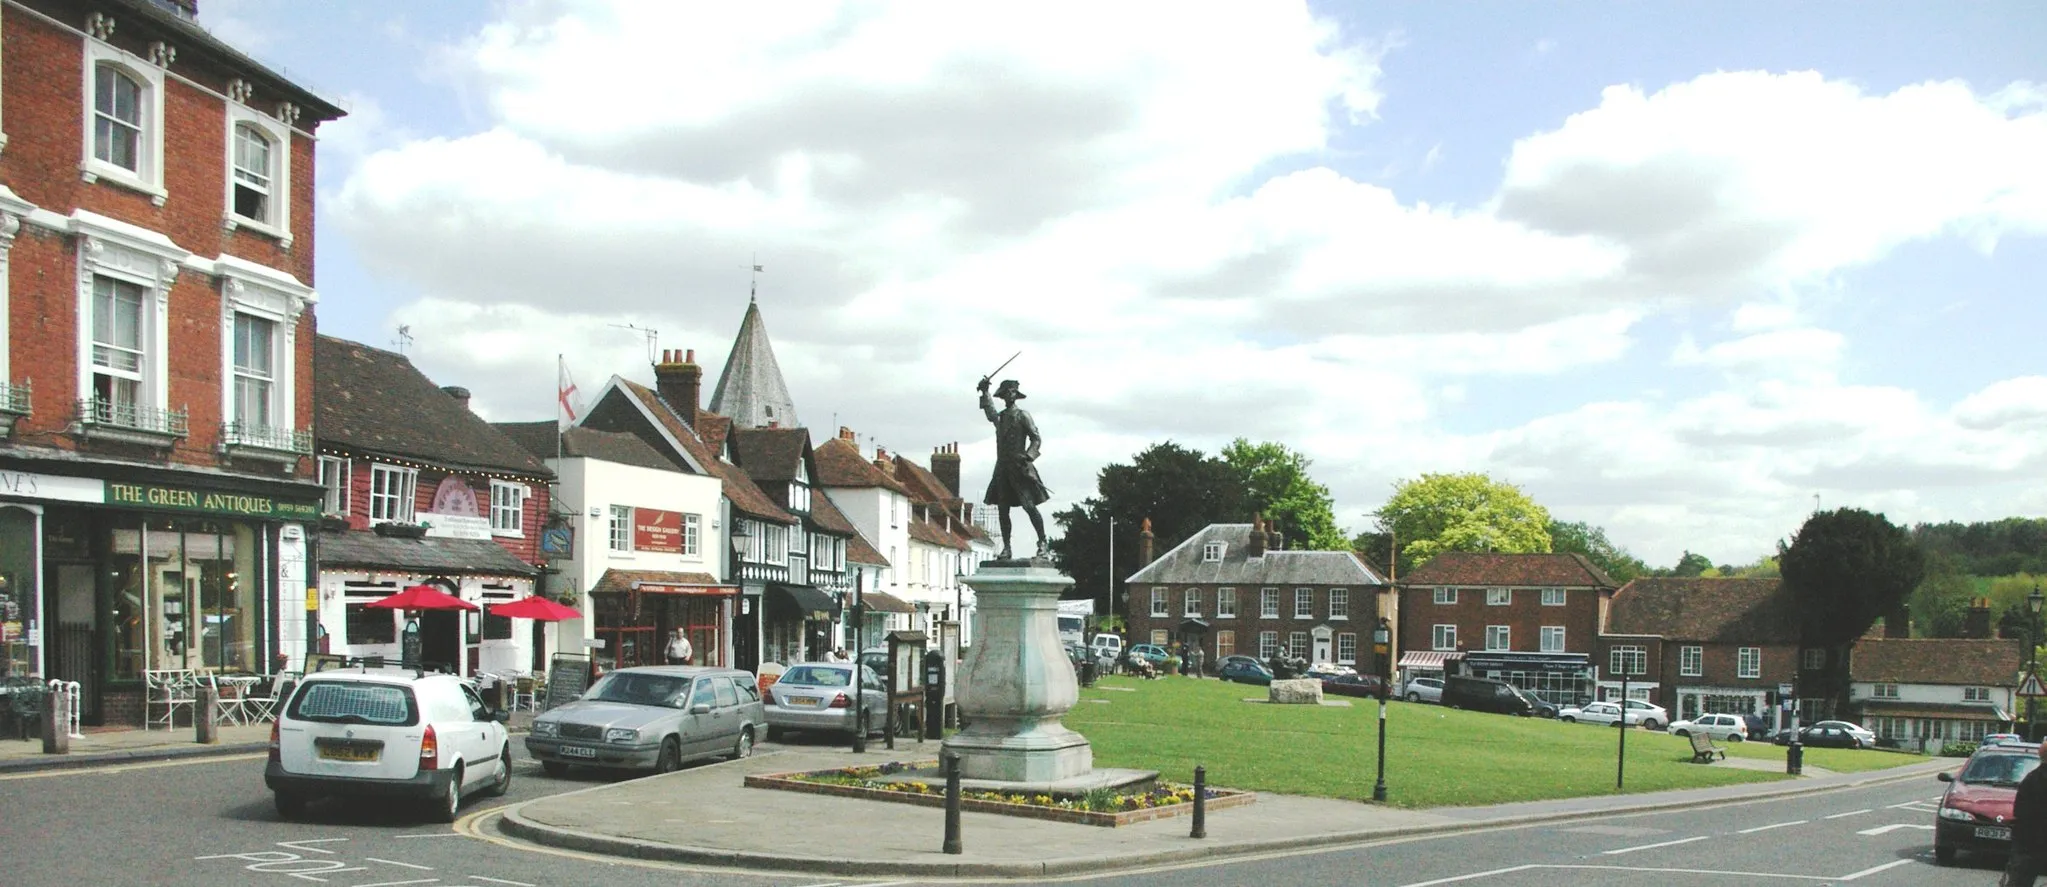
[994,379,1026,400]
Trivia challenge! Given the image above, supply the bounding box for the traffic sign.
[2019,672,2047,698]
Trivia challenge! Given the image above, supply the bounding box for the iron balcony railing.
[75,398,188,437]
[0,380,29,415]
[220,422,313,455]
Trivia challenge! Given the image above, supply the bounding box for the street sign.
[2019,672,2047,698]
[1777,682,1794,698]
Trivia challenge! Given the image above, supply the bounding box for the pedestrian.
[2011,741,2047,886]
[666,628,693,666]
[830,647,851,662]
[1188,645,1204,679]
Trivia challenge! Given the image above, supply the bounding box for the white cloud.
[328,4,2047,567]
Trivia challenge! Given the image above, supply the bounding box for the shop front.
[764,583,839,664]
[589,569,734,671]
[0,464,319,725]
[316,529,539,678]
[1461,651,1594,708]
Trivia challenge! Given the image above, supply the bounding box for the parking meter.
[924,650,946,739]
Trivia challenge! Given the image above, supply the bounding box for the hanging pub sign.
[633,508,683,553]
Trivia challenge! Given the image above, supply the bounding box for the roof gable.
[1851,638,2024,686]
[812,437,913,495]
[1401,552,1617,589]
[730,427,811,483]
[1126,523,1385,586]
[315,336,550,478]
[1604,577,1797,643]
[605,379,796,525]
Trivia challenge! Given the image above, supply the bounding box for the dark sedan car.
[1318,672,1387,699]
[1218,659,1274,685]
[1773,724,1866,749]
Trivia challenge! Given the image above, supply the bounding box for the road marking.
[1402,862,1922,885]
[1823,808,1872,819]
[1838,859,1916,880]
[1737,820,1807,834]
[471,878,537,887]
[1857,824,1935,836]
[277,838,347,854]
[366,858,434,869]
[350,880,436,887]
[1603,835,1709,855]
[1400,864,1543,886]
[0,752,266,780]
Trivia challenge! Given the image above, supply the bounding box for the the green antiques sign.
[105,482,321,520]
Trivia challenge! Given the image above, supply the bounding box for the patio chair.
[511,676,539,712]
[144,669,198,730]
[236,672,288,723]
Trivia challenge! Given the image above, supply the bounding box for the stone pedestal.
[942,562,1093,783]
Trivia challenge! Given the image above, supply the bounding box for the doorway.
[420,610,460,672]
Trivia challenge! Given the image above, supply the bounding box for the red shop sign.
[633,508,683,553]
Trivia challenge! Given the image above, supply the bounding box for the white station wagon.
[265,668,513,822]
[1668,713,1749,742]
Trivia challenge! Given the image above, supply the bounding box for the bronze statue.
[977,376,1050,560]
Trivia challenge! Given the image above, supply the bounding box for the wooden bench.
[1688,730,1727,763]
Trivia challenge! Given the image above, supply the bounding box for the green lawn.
[1064,676,1919,808]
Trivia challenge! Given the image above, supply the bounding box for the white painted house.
[1850,637,2023,751]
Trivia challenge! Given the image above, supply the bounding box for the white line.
[1856,823,1935,836]
[277,838,348,853]
[1603,835,1709,855]
[366,858,434,870]
[470,879,537,887]
[1839,858,1916,880]
[1823,808,1873,819]
[391,832,467,838]
[1399,865,1542,887]
[1737,819,1808,834]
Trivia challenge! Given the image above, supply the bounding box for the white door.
[1313,636,1331,664]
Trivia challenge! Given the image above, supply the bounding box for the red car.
[1935,742,2039,865]
[1317,672,1387,699]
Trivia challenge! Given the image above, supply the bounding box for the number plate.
[558,745,598,759]
[316,743,380,763]
[1976,826,2012,841]
[789,696,820,707]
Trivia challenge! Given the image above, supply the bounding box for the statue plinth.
[942,563,1092,783]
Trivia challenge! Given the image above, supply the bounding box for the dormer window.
[1203,541,1225,562]
[788,481,810,512]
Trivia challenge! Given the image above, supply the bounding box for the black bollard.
[942,752,963,854]
[1191,765,1207,839]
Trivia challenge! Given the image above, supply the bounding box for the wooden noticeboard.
[544,653,592,711]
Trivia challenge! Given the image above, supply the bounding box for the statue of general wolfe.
[977,376,1051,560]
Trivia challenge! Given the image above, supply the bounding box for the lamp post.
[2029,584,2043,739]
[852,570,867,754]
[1373,617,1391,802]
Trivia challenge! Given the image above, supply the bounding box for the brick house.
[1849,637,2022,750]
[0,0,343,723]
[1125,519,1388,672]
[1599,577,1799,728]
[1398,552,1617,707]
[312,336,552,679]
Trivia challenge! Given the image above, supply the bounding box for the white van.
[1089,634,1123,659]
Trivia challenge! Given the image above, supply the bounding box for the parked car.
[1126,644,1171,666]
[1790,724,1869,749]
[1089,634,1124,661]
[266,667,512,822]
[1559,700,1669,729]
[1811,720,1877,748]
[1523,695,1561,719]
[1668,713,1749,742]
[1402,676,1444,704]
[1219,658,1275,685]
[1442,676,1539,716]
[1215,654,1262,673]
[1934,741,2040,865]
[1319,672,1387,699]
[525,665,765,776]
[1741,713,1774,739]
[1984,733,2025,747]
[762,662,886,741]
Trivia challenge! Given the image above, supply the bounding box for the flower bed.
[745,760,1256,827]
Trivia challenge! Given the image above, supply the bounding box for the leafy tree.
[1547,520,1648,583]
[1666,551,1715,578]
[1779,508,1926,715]
[1376,473,1552,569]
[1221,439,1348,550]
[1050,442,1249,620]
[1909,565,1975,638]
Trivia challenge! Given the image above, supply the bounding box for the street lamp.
[2028,584,2043,739]
[1373,617,1391,802]
[852,570,867,754]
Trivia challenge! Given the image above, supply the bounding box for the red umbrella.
[365,584,478,611]
[488,595,580,622]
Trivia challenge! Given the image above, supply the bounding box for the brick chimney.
[440,386,471,412]
[1268,517,1284,552]
[1247,516,1267,558]
[873,447,892,477]
[931,442,961,496]
[839,426,856,442]
[1966,597,1993,639]
[1139,517,1155,567]
[654,349,702,428]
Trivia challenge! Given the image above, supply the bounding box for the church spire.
[708,297,800,430]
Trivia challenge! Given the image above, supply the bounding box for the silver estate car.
[525,666,765,775]
[763,662,887,740]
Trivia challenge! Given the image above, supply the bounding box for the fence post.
[197,685,220,745]
[1191,765,1207,839]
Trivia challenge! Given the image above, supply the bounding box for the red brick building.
[1397,553,1617,707]
[1599,577,1799,728]
[0,0,343,723]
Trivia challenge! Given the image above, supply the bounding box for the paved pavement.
[493,743,1960,880]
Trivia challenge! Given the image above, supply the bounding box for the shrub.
[1939,741,1979,758]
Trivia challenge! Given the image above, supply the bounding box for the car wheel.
[1560,716,1575,723]
[1729,734,1744,743]
[1673,729,1690,737]
[1934,842,1955,865]
[483,745,513,798]
[541,760,569,777]
[429,765,463,823]
[731,726,755,760]
[273,791,307,819]
[1642,719,1661,731]
[655,737,682,774]
[1406,692,1420,703]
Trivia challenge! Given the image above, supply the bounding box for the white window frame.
[608,505,633,553]
[1150,588,1167,617]
[215,255,311,438]
[1183,588,1201,618]
[1485,625,1510,652]
[1217,587,1237,619]
[489,480,527,536]
[1288,631,1307,658]
[88,275,146,414]
[82,41,167,201]
[1258,631,1279,659]
[1486,588,1510,606]
[1336,632,1356,664]
[317,456,350,516]
[1872,683,1900,699]
[1329,588,1348,620]
[682,512,702,557]
[1610,645,1647,677]
[1260,588,1279,619]
[223,102,294,244]
[1680,645,1703,677]
[1541,588,1566,606]
[227,310,279,431]
[1294,588,1313,619]
[1434,588,1456,605]
[1965,686,1991,702]
[72,214,184,420]
[1203,541,1225,562]
[1431,624,1456,651]
[1540,626,1565,653]
[367,464,417,525]
[788,481,810,513]
[1737,646,1761,679]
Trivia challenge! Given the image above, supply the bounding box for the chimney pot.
[653,347,703,428]
[441,385,472,411]
[685,348,695,363]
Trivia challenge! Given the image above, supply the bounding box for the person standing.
[666,628,694,666]
[2010,741,2047,886]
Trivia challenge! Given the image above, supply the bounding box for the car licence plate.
[788,696,820,707]
[316,743,380,763]
[558,745,598,759]
[1976,826,2012,841]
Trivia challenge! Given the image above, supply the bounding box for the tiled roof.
[908,517,971,551]
[1851,638,2024,687]
[729,427,810,482]
[807,489,858,538]
[813,437,913,495]
[1604,578,1799,643]
[1125,524,1386,585]
[1400,552,1617,589]
[493,422,683,475]
[891,454,953,503]
[708,299,801,430]
[315,336,551,478]
[318,530,538,577]
[695,412,733,455]
[590,569,726,595]
[846,529,890,566]
[617,380,796,525]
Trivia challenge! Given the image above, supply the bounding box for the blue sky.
[202,1,2047,567]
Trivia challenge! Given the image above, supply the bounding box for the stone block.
[1269,678,1323,704]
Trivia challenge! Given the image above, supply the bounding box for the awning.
[857,590,917,614]
[1399,651,1456,670]
[1858,700,2012,722]
[766,584,839,622]
[591,568,735,596]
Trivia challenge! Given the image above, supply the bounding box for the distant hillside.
[1912,518,2047,576]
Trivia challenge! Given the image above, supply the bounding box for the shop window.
[114,519,261,674]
